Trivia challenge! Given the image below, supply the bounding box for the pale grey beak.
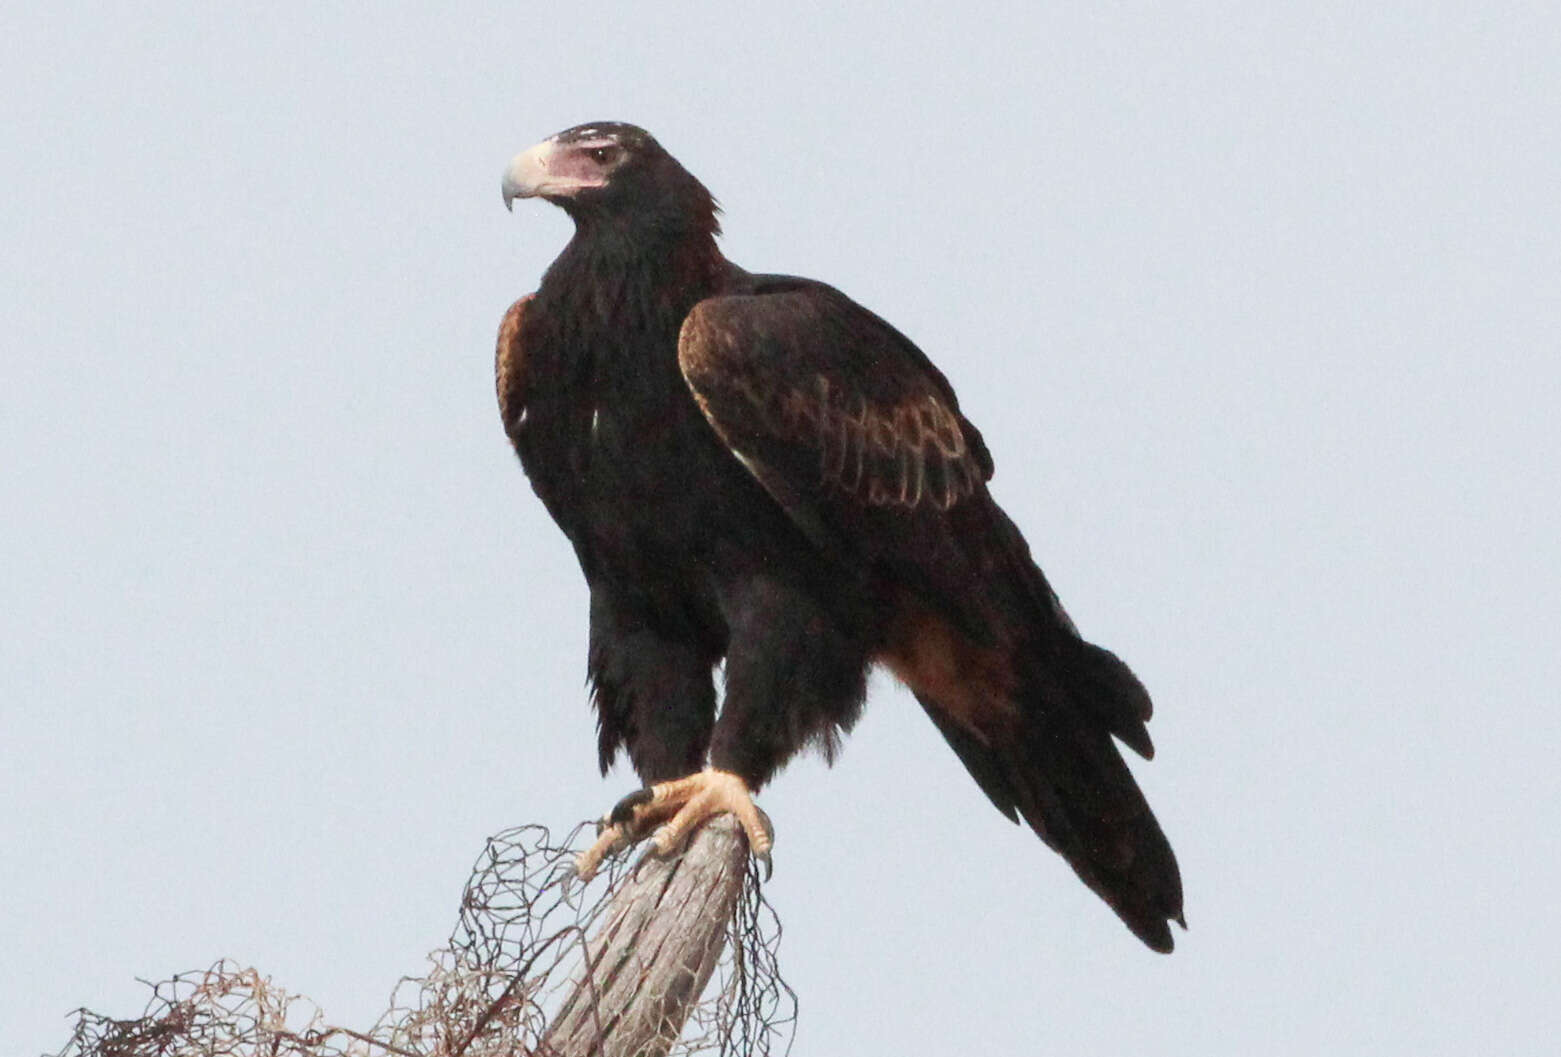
[501,143,551,211]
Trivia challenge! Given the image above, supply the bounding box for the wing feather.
[495,294,534,438]
[678,284,991,525]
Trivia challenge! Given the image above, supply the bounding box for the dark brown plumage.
[498,122,1184,950]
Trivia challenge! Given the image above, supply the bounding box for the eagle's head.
[502,122,718,235]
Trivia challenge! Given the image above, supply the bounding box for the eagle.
[497,122,1184,951]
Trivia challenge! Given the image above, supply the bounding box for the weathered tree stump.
[544,816,750,1057]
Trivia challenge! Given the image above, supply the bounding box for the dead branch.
[545,816,749,1057]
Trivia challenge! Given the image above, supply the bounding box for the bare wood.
[544,816,749,1057]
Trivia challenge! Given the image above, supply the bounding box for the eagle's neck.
[544,214,725,337]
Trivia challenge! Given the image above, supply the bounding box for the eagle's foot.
[574,769,774,882]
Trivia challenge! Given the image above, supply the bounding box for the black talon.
[607,787,655,828]
[754,807,775,881]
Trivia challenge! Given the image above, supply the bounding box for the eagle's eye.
[587,146,619,165]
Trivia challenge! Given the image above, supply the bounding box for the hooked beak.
[501,142,550,211]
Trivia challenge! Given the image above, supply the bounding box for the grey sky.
[4,2,1558,1053]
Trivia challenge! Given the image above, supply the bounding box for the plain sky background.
[5,2,1559,1053]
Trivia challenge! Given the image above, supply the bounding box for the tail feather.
[897,503,1183,949]
[1008,655,1184,951]
[980,503,1184,948]
[1067,639,1156,759]
[913,636,1184,952]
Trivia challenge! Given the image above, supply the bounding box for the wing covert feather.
[678,286,992,523]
